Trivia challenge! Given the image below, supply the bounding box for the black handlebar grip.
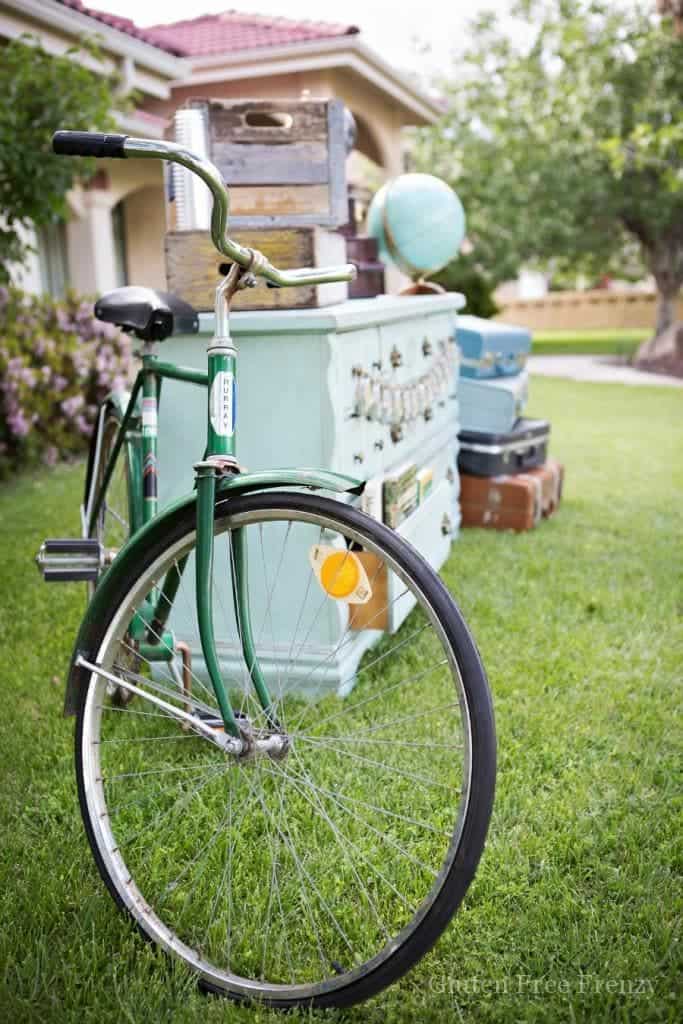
[52,131,128,158]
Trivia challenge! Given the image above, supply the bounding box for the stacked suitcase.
[455,316,564,532]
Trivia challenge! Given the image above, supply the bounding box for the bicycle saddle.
[94,287,199,341]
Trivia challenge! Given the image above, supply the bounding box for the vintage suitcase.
[456,315,531,379]
[460,471,542,532]
[164,227,348,311]
[181,98,348,229]
[457,369,529,434]
[524,459,565,517]
[458,417,550,476]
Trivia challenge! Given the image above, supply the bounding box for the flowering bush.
[0,286,132,475]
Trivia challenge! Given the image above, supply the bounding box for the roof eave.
[1,0,187,82]
[179,35,441,125]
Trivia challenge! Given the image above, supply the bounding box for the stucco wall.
[123,185,167,290]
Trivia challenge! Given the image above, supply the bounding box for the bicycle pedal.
[35,538,103,582]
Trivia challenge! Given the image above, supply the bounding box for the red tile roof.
[58,2,358,59]
[146,11,359,58]
[56,1,185,54]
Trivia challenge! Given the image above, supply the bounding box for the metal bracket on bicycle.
[194,455,241,477]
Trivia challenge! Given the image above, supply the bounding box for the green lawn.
[1,376,682,1023]
[531,329,648,357]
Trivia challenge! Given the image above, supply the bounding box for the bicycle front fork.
[191,272,276,739]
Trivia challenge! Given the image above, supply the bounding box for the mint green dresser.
[157,293,464,695]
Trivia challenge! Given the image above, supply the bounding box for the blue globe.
[367,173,466,279]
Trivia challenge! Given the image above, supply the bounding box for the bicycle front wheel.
[75,491,495,1009]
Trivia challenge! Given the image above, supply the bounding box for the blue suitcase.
[458,368,529,434]
[456,315,531,379]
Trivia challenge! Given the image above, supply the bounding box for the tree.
[415,1,683,342]
[657,1,683,36]
[0,36,122,282]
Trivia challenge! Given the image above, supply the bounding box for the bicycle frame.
[49,130,357,742]
[83,293,362,740]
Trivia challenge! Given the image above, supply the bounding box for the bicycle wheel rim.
[77,494,491,1007]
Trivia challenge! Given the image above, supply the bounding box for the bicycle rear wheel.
[85,408,138,561]
[75,491,495,1009]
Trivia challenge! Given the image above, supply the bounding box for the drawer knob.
[390,424,404,444]
[446,466,455,484]
[353,453,364,464]
[422,337,433,357]
[374,439,384,451]
[390,345,403,369]
[424,406,433,422]
[441,514,453,536]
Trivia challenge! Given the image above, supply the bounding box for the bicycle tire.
[74,490,496,1010]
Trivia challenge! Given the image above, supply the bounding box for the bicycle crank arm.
[75,656,244,755]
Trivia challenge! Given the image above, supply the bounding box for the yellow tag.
[309,545,372,604]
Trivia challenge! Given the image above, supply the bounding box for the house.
[0,0,441,297]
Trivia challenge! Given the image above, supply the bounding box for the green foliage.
[415,1,683,332]
[0,286,132,475]
[0,36,122,279]
[429,254,500,317]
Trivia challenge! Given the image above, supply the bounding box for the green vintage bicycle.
[36,130,496,1010]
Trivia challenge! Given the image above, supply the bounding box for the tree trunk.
[655,289,677,337]
[635,282,683,366]
[649,236,683,330]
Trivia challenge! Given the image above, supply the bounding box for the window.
[111,200,128,287]
[37,221,69,298]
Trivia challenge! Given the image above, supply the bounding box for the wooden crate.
[186,98,348,229]
[164,228,348,311]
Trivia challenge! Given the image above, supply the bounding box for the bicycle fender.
[63,467,364,716]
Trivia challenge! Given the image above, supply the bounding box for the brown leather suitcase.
[523,459,565,517]
[460,471,543,532]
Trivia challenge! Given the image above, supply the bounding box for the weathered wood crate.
[165,228,348,311]
[185,98,348,229]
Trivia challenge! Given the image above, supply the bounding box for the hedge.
[0,286,132,476]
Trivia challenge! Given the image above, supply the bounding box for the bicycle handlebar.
[52,131,357,289]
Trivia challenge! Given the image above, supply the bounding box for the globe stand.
[398,278,445,297]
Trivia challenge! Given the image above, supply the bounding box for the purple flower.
[56,309,73,332]
[52,375,68,392]
[75,413,91,436]
[8,408,30,438]
[61,394,85,417]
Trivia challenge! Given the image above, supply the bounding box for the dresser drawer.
[329,326,383,478]
[390,479,455,632]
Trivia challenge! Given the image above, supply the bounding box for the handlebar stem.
[123,137,356,289]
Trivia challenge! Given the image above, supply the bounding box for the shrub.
[0,286,132,475]
[428,254,500,319]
